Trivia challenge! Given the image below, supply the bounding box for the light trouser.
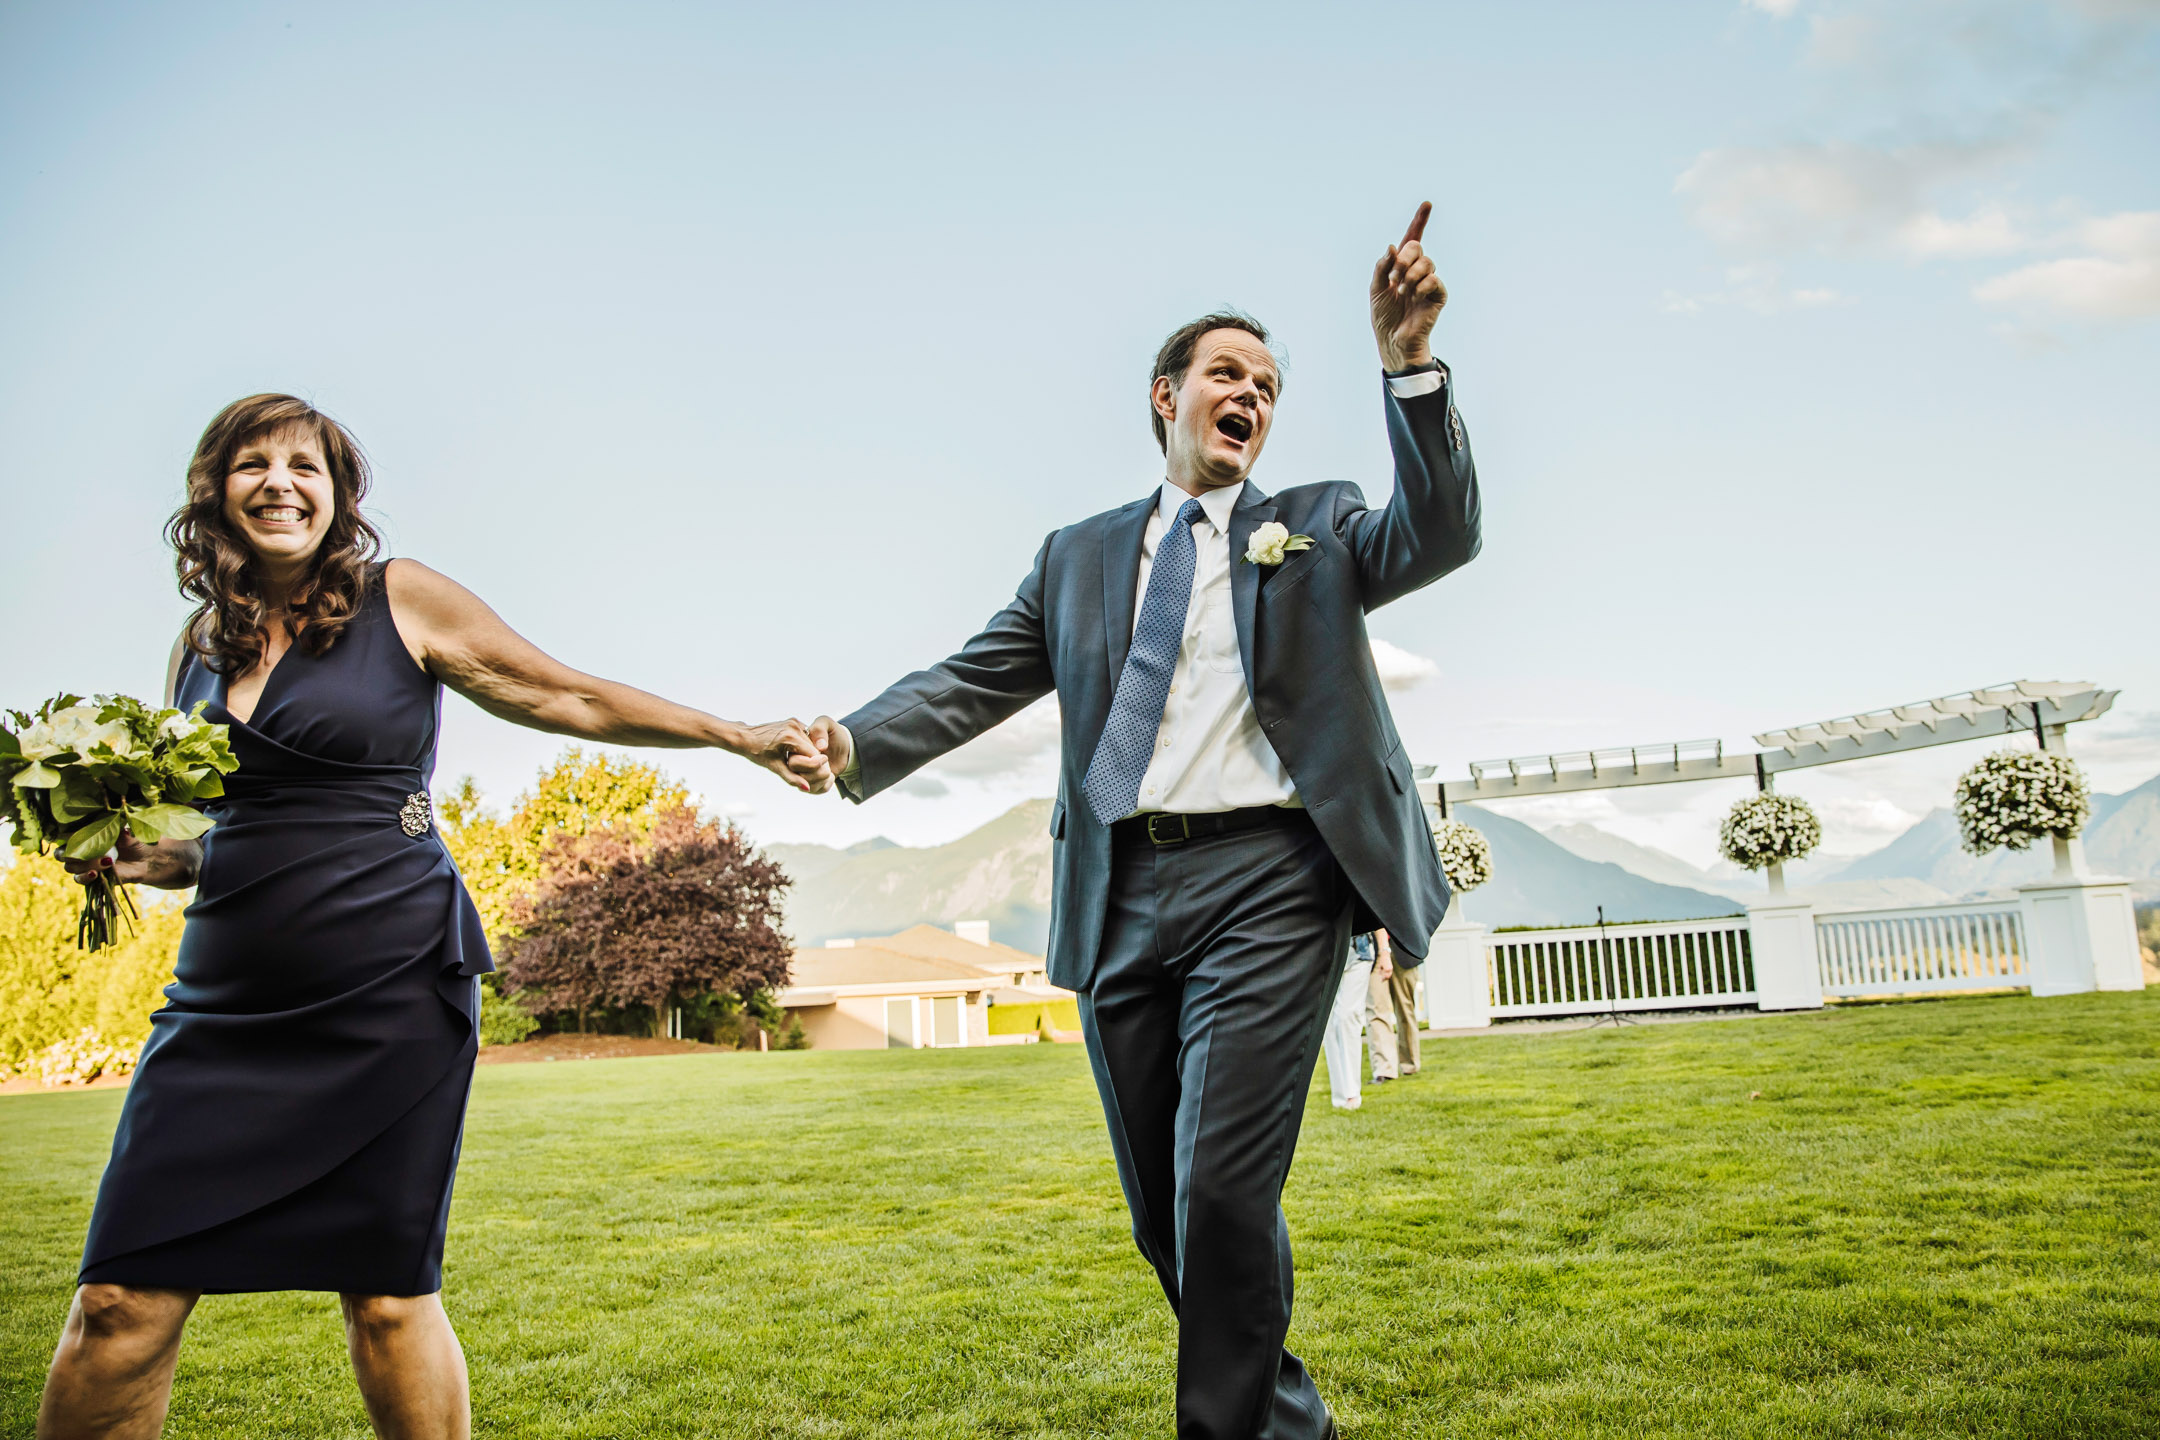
[1322,958,1373,1108]
[1389,963,1423,1074]
[1081,812,1350,1440]
[1364,965,1399,1081]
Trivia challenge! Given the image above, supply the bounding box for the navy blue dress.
[80,564,492,1295]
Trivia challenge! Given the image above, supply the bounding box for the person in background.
[1366,929,1400,1084]
[1384,927,1423,1077]
[1322,933,1380,1109]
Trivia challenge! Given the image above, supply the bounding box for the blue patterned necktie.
[1084,497,1207,825]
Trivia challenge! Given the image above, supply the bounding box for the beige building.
[781,928,1075,1053]
[778,923,1069,1051]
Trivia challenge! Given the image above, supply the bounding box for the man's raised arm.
[811,537,1056,803]
[1340,202,1483,611]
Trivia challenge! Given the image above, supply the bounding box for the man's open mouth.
[1216,414,1253,444]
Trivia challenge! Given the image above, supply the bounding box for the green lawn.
[4,991,2158,1439]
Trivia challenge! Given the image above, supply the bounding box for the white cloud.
[1663,263,1850,315]
[1895,205,2032,257]
[1976,210,2160,318]
[1674,2,2160,327]
[1814,794,1922,841]
[1674,141,2003,254]
[917,694,1061,785]
[1370,638,1439,692]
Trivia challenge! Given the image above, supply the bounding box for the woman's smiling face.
[222,423,336,573]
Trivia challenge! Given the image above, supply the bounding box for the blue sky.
[3,1,2156,866]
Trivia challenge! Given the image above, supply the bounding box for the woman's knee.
[68,1284,194,1346]
[340,1292,437,1342]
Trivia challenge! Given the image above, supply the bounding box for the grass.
[3,990,2158,1439]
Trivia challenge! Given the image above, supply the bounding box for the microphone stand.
[1583,904,1636,1029]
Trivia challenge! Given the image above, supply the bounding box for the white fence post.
[1423,903,1491,1029]
[2017,876,2143,995]
[1748,899,1824,1011]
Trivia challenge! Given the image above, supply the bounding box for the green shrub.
[477,976,538,1047]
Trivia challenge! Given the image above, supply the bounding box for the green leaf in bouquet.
[91,756,159,797]
[50,769,110,823]
[0,729,18,757]
[11,786,47,850]
[14,760,60,788]
[129,802,213,843]
[61,810,125,861]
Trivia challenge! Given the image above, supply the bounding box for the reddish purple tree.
[500,805,792,1036]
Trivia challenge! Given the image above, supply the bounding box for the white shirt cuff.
[1386,368,1446,399]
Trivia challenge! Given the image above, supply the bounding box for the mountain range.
[761,773,2160,952]
[766,798,1744,951]
[1820,771,2160,897]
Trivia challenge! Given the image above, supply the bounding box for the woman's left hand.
[733,718,834,794]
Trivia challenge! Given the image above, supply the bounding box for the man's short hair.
[1149,312,1278,453]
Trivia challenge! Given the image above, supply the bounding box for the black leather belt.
[1112,805,1302,848]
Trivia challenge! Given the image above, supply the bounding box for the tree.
[438,748,692,945]
[0,852,187,1072]
[499,805,793,1037]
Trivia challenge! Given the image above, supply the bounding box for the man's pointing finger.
[1401,201,1431,247]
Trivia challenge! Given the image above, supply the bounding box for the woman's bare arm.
[383,559,828,792]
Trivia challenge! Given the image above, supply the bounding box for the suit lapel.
[1101,493,1156,684]
[1228,485,1275,691]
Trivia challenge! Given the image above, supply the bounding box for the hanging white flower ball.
[1718,792,1822,871]
[1432,820,1492,893]
[1953,749,2089,856]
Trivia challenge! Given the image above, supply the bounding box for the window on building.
[931,995,962,1048]
[885,998,916,1049]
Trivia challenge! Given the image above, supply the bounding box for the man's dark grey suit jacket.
[840,374,1481,993]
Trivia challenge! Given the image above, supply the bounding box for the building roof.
[786,945,998,991]
[853,923,1045,977]
[779,924,1060,1007]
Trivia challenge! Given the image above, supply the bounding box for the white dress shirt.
[1126,479,1300,816]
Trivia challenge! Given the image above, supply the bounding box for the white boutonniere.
[1244,522,1315,566]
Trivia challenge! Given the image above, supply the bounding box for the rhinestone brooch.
[399,791,433,838]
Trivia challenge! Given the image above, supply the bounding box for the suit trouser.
[1388,963,1422,1074]
[1080,812,1352,1440]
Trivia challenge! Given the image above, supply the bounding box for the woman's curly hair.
[166,394,384,676]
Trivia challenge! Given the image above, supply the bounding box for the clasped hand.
[738,715,854,796]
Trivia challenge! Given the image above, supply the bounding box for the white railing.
[1813,902,2027,998]
[1487,916,1755,1018]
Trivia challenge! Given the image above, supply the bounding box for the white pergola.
[1421,680,2118,815]
[1408,680,2143,1029]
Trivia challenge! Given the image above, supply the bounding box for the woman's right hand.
[60,831,202,890]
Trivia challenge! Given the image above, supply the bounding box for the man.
[810,203,1479,1439]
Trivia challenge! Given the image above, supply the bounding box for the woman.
[36,394,828,1440]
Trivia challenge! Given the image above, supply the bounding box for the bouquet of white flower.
[1954,749,2089,856]
[1,693,239,949]
[1432,820,1492,893]
[1718,792,1821,871]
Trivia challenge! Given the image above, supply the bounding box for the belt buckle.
[1145,813,1190,846]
